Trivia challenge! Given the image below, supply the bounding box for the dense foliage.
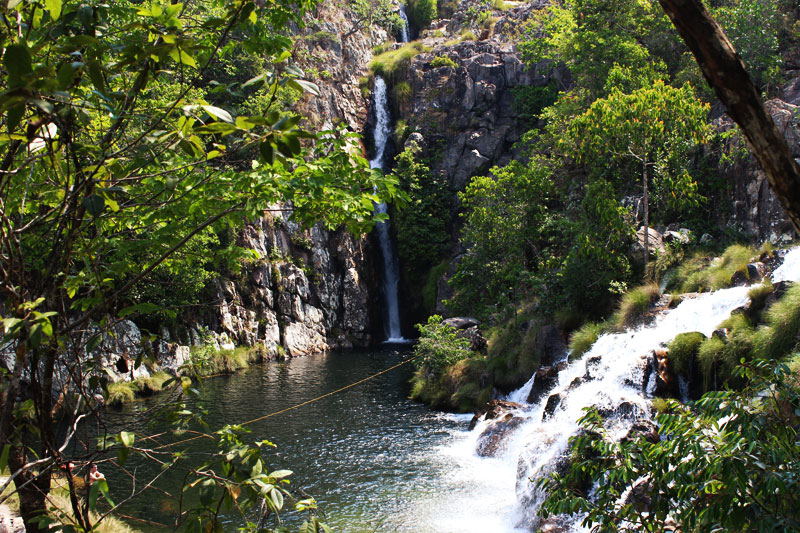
[539,359,800,531]
[0,0,402,530]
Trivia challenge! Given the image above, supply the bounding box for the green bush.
[407,0,437,30]
[511,82,560,122]
[568,322,604,361]
[430,55,458,69]
[409,354,490,411]
[414,315,473,375]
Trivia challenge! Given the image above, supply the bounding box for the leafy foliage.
[407,0,438,31]
[0,0,402,529]
[413,315,473,376]
[538,359,800,532]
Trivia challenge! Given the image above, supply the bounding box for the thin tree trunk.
[658,0,800,234]
[643,163,649,266]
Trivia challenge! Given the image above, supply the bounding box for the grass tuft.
[754,284,800,360]
[667,331,706,376]
[106,382,136,408]
[612,283,661,329]
[568,322,604,361]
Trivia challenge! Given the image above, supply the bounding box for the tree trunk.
[658,0,800,235]
[8,447,50,533]
[643,164,650,266]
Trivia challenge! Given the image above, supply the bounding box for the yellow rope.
[151,353,420,451]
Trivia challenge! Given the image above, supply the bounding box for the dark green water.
[96,347,488,532]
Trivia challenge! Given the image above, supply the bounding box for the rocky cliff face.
[211,214,378,355]
[716,98,799,243]
[392,2,566,192]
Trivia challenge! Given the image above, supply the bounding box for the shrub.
[511,82,559,122]
[409,354,490,411]
[414,315,473,375]
[568,322,604,361]
[407,0,437,30]
[430,55,458,69]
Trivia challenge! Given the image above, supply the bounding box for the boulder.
[527,361,568,404]
[475,412,527,457]
[469,398,524,430]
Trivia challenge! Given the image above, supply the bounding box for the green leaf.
[120,430,134,447]
[4,44,32,89]
[45,0,62,20]
[83,195,105,217]
[118,302,160,318]
[202,105,234,123]
[293,79,320,97]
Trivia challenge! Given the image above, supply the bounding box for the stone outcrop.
[714,99,799,242]
[208,214,379,356]
[399,38,567,192]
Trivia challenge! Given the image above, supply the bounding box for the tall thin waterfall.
[398,7,410,43]
[370,77,405,342]
[413,247,800,532]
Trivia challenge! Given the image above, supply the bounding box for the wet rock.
[527,361,568,404]
[469,399,524,430]
[621,419,660,444]
[651,349,678,398]
[542,393,562,420]
[443,316,480,329]
[475,412,527,457]
[536,325,567,367]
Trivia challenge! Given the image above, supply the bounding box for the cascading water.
[370,77,406,342]
[398,7,410,43]
[413,246,800,532]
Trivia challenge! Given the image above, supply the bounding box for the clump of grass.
[697,335,726,391]
[47,492,139,533]
[430,55,458,69]
[754,284,800,360]
[393,81,413,106]
[612,283,661,329]
[568,322,604,361]
[491,0,511,10]
[106,382,136,408]
[137,371,172,396]
[667,331,706,376]
[369,42,430,81]
[672,244,756,293]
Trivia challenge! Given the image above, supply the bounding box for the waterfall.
[370,77,406,342]
[398,7,410,43]
[422,246,800,531]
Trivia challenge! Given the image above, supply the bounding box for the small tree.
[569,80,709,264]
